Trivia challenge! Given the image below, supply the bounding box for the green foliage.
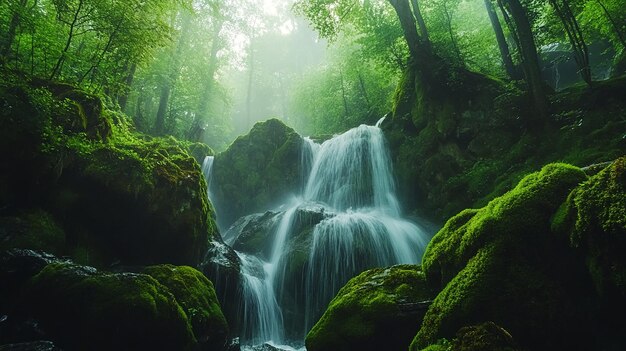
[306,265,433,351]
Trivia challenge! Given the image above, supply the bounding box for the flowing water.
[203,120,431,349]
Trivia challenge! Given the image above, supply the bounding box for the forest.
[0,0,625,350]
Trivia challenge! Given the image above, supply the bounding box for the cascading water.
[203,120,431,349]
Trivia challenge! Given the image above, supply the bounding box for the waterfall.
[205,122,431,349]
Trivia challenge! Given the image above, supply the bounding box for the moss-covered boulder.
[25,262,195,351]
[418,322,521,351]
[411,163,590,350]
[552,157,626,344]
[0,74,217,267]
[144,264,228,350]
[211,119,304,228]
[306,265,433,351]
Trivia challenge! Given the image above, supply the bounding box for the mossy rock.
[48,135,216,267]
[26,262,195,351]
[183,141,214,165]
[422,163,587,290]
[0,210,65,256]
[418,322,520,351]
[552,157,626,344]
[144,264,228,350]
[411,163,591,350]
[212,119,304,228]
[0,76,216,267]
[306,265,433,351]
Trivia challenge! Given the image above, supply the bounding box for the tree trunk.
[245,37,255,129]
[154,12,192,135]
[484,0,519,79]
[357,71,371,109]
[118,62,137,111]
[388,0,422,59]
[339,67,349,118]
[1,0,29,60]
[190,18,224,140]
[410,0,431,51]
[442,0,462,63]
[50,0,84,80]
[595,0,626,49]
[549,0,591,86]
[502,0,548,120]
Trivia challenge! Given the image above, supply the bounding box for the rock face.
[211,119,305,228]
[306,265,433,351]
[0,75,216,267]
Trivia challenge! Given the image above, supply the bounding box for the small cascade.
[205,121,432,349]
[201,156,216,203]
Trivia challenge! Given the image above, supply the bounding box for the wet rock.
[306,265,433,351]
[0,341,62,351]
[211,119,305,228]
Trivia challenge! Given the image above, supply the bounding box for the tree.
[498,0,548,119]
[484,0,519,79]
[548,0,591,86]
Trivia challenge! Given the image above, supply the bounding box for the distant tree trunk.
[50,0,84,80]
[357,71,371,110]
[442,0,463,63]
[245,37,255,129]
[1,0,28,60]
[501,0,548,120]
[118,62,136,111]
[549,0,592,86]
[190,18,224,141]
[339,67,349,118]
[154,12,192,135]
[410,0,431,51]
[484,0,520,79]
[595,0,626,48]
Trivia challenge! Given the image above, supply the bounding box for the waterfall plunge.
[204,122,431,349]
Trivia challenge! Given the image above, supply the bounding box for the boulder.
[0,77,217,267]
[411,163,591,350]
[306,265,433,351]
[143,264,228,350]
[211,119,305,228]
[26,262,196,351]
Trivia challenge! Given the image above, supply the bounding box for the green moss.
[144,264,228,348]
[0,209,66,255]
[422,163,586,289]
[411,163,591,350]
[28,262,195,351]
[559,157,626,299]
[212,118,304,227]
[306,265,433,351]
